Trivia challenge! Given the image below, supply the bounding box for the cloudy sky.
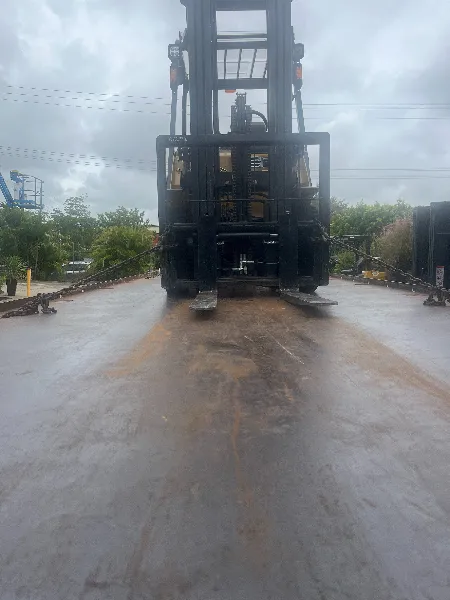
[0,0,449,222]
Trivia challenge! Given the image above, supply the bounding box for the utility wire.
[4,144,450,173]
[1,145,450,179]
[3,149,450,180]
[0,144,155,165]
[3,91,450,121]
[329,176,450,180]
[3,90,171,106]
[4,84,167,101]
[0,96,171,114]
[309,167,450,172]
[5,85,450,107]
[4,85,450,109]
[0,150,154,171]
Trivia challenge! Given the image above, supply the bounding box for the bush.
[333,250,357,274]
[90,226,158,278]
[373,218,412,274]
[2,255,27,280]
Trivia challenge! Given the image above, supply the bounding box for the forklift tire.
[299,287,318,294]
[166,288,180,300]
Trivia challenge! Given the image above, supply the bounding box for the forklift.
[157,0,336,311]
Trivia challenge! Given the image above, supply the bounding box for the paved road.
[1,279,450,600]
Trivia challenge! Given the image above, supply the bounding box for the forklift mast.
[157,0,331,306]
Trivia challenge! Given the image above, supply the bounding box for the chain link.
[3,223,448,317]
[314,219,449,305]
[1,244,164,319]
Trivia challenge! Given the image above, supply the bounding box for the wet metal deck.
[1,279,449,600]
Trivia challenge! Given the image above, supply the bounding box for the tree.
[63,196,92,220]
[0,198,160,281]
[97,206,150,229]
[331,197,349,217]
[28,230,68,280]
[333,250,357,273]
[329,198,413,274]
[373,218,413,275]
[90,226,158,277]
[331,198,413,239]
[50,196,98,261]
[0,207,65,279]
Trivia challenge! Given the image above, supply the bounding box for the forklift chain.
[314,220,449,306]
[1,244,167,319]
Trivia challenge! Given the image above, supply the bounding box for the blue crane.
[0,169,43,210]
[0,170,14,206]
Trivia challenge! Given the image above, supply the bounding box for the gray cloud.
[0,0,449,218]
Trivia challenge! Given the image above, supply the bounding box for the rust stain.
[231,392,251,503]
[329,321,450,403]
[184,402,215,434]
[230,385,271,569]
[283,382,295,403]
[188,343,257,381]
[105,322,172,377]
[125,512,155,600]
[181,323,274,559]
[125,472,191,600]
[104,302,196,378]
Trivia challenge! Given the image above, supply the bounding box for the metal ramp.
[281,290,338,307]
[190,290,218,312]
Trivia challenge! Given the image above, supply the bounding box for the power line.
[266,101,450,108]
[4,84,168,102]
[3,149,450,181]
[5,85,450,109]
[371,117,450,120]
[3,91,450,122]
[301,105,450,111]
[329,176,450,180]
[304,103,450,108]
[0,96,171,114]
[8,143,450,173]
[310,167,450,172]
[3,90,171,107]
[0,149,155,171]
[2,144,450,180]
[0,145,155,165]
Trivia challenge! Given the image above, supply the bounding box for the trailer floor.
[1,279,450,600]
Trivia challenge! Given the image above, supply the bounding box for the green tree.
[330,198,413,274]
[331,198,412,239]
[50,196,98,261]
[334,250,357,273]
[90,226,158,277]
[63,196,92,220]
[97,206,150,229]
[0,198,159,281]
[0,207,65,279]
[331,197,349,217]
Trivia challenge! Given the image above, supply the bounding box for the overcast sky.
[0,0,449,222]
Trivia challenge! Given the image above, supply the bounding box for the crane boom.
[0,171,14,206]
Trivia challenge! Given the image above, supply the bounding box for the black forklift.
[157,0,335,311]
